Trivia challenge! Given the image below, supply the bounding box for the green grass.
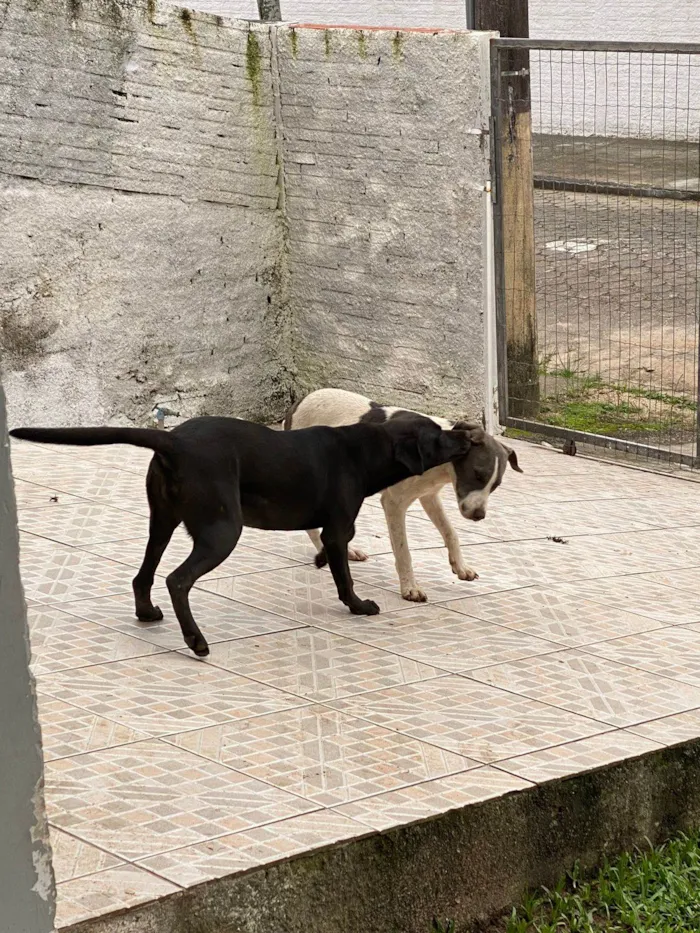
[503,833,700,933]
[615,384,697,412]
[431,832,700,933]
[538,400,670,436]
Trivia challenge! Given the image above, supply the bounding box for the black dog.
[11,416,471,656]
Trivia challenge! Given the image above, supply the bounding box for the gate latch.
[501,68,530,77]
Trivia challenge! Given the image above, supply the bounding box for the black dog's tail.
[9,426,175,455]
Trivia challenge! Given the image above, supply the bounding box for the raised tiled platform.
[9,436,700,930]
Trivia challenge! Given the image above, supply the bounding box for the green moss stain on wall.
[246,29,263,106]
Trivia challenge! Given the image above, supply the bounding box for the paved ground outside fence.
[9,436,700,929]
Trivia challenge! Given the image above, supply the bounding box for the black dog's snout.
[471,507,486,521]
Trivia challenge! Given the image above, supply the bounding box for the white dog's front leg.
[381,490,426,602]
[419,494,479,581]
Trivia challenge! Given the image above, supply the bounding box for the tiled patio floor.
[10,436,700,928]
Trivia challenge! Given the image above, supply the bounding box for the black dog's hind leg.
[167,516,241,657]
[133,511,180,622]
[321,525,379,616]
[133,467,180,622]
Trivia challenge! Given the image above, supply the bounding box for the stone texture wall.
[0,0,287,425]
[0,381,56,932]
[279,26,491,416]
[0,0,491,425]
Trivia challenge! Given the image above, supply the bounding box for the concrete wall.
[0,0,287,426]
[0,381,56,932]
[0,1,491,426]
[180,0,700,142]
[280,26,491,415]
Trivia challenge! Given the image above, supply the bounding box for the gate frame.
[490,36,700,468]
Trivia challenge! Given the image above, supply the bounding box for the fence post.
[496,53,539,418]
[257,0,281,21]
[476,0,539,419]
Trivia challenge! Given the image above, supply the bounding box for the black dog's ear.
[394,435,425,476]
[453,420,486,444]
[445,429,473,457]
[500,442,524,473]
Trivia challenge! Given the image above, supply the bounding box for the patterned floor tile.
[445,587,663,647]
[46,740,315,861]
[497,730,662,783]
[584,626,700,687]
[168,706,475,806]
[555,577,700,625]
[56,444,153,475]
[379,535,664,591]
[54,864,179,929]
[195,565,408,625]
[433,496,660,542]
[629,709,700,746]
[520,473,691,502]
[28,606,164,675]
[587,530,700,566]
[38,653,306,736]
[238,527,326,563]
[37,696,149,761]
[12,479,82,510]
[50,827,123,883]
[19,535,140,605]
[17,440,700,931]
[632,566,700,594]
[18,502,148,547]
[469,649,700,727]
[85,535,302,579]
[349,549,524,601]
[314,605,558,672]
[138,811,367,887]
[59,590,306,650]
[353,508,490,553]
[329,677,610,763]
[199,629,445,700]
[334,767,531,831]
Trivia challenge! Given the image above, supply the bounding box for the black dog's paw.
[350,599,380,616]
[136,605,164,623]
[314,549,328,569]
[185,634,210,657]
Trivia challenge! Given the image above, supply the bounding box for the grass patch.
[534,363,695,442]
[615,384,697,412]
[502,832,700,932]
[539,400,670,436]
[431,831,700,932]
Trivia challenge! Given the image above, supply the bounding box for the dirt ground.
[527,136,700,455]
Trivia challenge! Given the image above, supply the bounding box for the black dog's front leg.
[321,529,379,616]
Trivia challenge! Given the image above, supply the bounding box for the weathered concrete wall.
[0,0,288,426]
[0,380,56,932]
[280,26,492,418]
[0,1,492,426]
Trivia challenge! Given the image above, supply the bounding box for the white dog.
[285,388,522,602]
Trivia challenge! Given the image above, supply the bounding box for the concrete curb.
[62,736,700,933]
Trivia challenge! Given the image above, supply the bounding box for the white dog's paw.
[348,546,369,562]
[402,586,428,603]
[452,562,479,582]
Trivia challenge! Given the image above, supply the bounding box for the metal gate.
[491,38,700,469]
